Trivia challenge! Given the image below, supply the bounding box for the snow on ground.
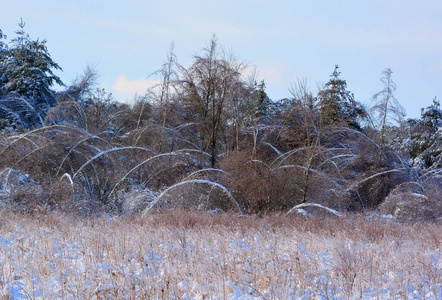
[0,211,440,299]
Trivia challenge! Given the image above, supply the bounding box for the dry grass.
[0,210,440,299]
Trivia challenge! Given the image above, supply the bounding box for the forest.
[0,22,441,222]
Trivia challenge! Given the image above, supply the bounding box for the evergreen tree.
[0,29,6,49]
[420,98,442,129]
[0,29,7,92]
[317,65,365,129]
[237,79,272,126]
[407,98,442,169]
[253,80,271,118]
[1,19,63,126]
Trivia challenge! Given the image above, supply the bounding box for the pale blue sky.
[2,0,442,118]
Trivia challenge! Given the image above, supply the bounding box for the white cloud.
[252,60,300,99]
[111,74,160,103]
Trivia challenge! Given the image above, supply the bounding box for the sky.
[2,0,442,118]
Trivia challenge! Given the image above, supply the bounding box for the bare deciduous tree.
[370,68,406,167]
[154,43,178,152]
[288,79,321,203]
[177,36,247,167]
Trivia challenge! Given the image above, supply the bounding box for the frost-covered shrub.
[0,168,41,211]
[0,168,104,215]
[118,187,156,215]
[380,191,442,222]
[220,150,299,213]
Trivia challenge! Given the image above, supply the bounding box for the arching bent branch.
[143,179,243,214]
[287,203,342,217]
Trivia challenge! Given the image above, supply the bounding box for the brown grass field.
[0,210,440,299]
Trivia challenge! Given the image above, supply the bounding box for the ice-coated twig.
[346,168,408,192]
[48,100,88,131]
[72,147,156,179]
[262,142,282,156]
[56,136,114,176]
[276,164,341,189]
[287,203,342,217]
[60,173,74,186]
[247,159,272,170]
[108,149,212,198]
[143,179,243,214]
[13,144,51,167]
[107,152,180,198]
[182,168,230,181]
[1,125,86,156]
[1,96,45,126]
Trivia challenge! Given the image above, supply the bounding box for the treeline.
[0,23,441,220]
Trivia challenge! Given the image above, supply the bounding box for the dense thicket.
[0,24,440,220]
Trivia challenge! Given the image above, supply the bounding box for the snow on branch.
[287,203,342,217]
[72,147,156,180]
[143,179,243,214]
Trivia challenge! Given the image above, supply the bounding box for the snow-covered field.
[0,210,440,299]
